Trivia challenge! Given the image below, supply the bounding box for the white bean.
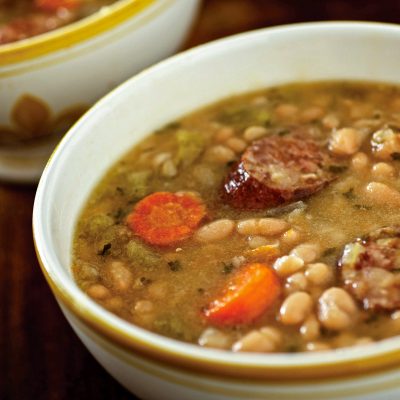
[87,284,110,300]
[371,128,400,160]
[305,263,333,286]
[285,272,308,294]
[322,114,340,129]
[237,218,288,236]
[226,137,247,153]
[152,152,171,168]
[247,235,269,249]
[160,159,177,177]
[306,341,331,352]
[351,152,369,172]
[195,219,235,243]
[243,126,268,141]
[215,126,234,142]
[290,243,320,263]
[192,165,215,187]
[232,327,281,352]
[231,255,246,268]
[205,145,236,164]
[134,300,154,314]
[355,337,374,346]
[147,281,168,298]
[365,182,400,207]
[280,228,302,248]
[390,310,400,332]
[300,314,320,341]
[79,263,99,281]
[280,291,313,325]
[106,262,132,292]
[273,255,304,278]
[106,297,124,311]
[329,127,364,156]
[274,104,299,120]
[318,287,358,331]
[301,106,324,122]
[198,327,232,349]
[371,162,395,180]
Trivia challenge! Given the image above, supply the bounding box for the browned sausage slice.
[338,226,400,311]
[221,135,336,209]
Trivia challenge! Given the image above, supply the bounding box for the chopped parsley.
[222,262,235,274]
[322,247,336,257]
[353,204,372,211]
[168,260,182,272]
[342,188,356,200]
[391,152,400,161]
[98,243,111,256]
[329,165,348,174]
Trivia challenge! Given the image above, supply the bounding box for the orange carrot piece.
[203,263,281,326]
[35,0,80,11]
[127,192,206,246]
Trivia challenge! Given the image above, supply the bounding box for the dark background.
[2,1,400,399]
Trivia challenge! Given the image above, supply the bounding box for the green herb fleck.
[365,314,379,324]
[168,260,182,272]
[126,240,160,270]
[98,243,111,256]
[391,152,400,161]
[353,204,372,211]
[286,345,299,353]
[329,165,348,174]
[277,128,290,136]
[342,188,356,200]
[166,121,181,130]
[222,262,234,274]
[110,208,126,222]
[155,121,181,134]
[322,247,336,257]
[140,277,152,286]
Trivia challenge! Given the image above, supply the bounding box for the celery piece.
[255,109,271,125]
[341,242,365,269]
[126,240,160,270]
[127,170,152,199]
[175,130,205,167]
[86,214,114,237]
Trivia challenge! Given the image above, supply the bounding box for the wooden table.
[2,1,400,399]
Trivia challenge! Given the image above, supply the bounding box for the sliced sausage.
[221,134,336,209]
[338,226,400,310]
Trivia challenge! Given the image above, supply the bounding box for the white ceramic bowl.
[0,0,200,183]
[33,22,400,400]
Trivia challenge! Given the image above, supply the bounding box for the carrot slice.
[127,192,206,246]
[35,0,80,11]
[203,263,281,326]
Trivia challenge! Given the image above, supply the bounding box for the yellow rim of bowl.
[0,0,156,66]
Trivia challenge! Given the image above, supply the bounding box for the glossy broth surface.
[73,82,400,352]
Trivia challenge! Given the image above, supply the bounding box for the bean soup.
[73,82,400,353]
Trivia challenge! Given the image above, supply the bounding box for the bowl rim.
[0,0,158,66]
[33,20,400,382]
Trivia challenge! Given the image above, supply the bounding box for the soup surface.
[0,0,116,44]
[73,82,400,353]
